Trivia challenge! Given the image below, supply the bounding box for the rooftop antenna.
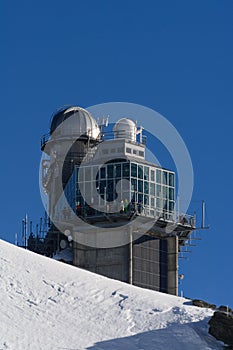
[136,126,144,143]
[201,200,205,229]
[22,214,28,249]
[15,232,18,246]
[99,116,109,139]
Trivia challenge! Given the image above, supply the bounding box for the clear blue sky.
[1,1,233,306]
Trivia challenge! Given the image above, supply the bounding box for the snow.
[0,239,223,350]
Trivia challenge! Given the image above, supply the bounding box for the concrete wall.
[73,241,129,282]
[73,233,178,295]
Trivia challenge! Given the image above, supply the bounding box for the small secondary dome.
[50,106,100,139]
[113,118,137,142]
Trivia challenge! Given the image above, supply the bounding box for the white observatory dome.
[113,118,137,142]
[50,106,100,139]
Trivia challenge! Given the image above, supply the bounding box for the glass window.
[123,163,130,177]
[131,178,137,191]
[99,180,106,194]
[95,168,99,181]
[169,172,175,187]
[156,198,161,209]
[133,149,137,155]
[138,165,143,179]
[150,183,155,196]
[126,147,131,154]
[102,149,108,154]
[100,167,106,179]
[107,179,114,192]
[163,186,168,199]
[138,180,143,193]
[138,193,143,203]
[78,168,84,182]
[163,200,168,211]
[107,164,113,178]
[111,148,116,153]
[85,167,91,181]
[116,164,121,177]
[156,184,161,197]
[131,163,137,177]
[151,169,155,182]
[156,169,161,183]
[144,195,149,205]
[144,166,149,180]
[107,192,114,201]
[139,151,144,157]
[162,171,168,185]
[93,166,99,181]
[169,188,174,201]
[151,197,155,207]
[144,181,149,194]
[169,201,175,212]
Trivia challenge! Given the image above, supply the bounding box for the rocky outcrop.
[209,311,233,346]
[218,305,233,314]
[192,299,216,310]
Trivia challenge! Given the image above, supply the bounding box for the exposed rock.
[192,299,216,310]
[218,305,233,314]
[209,311,233,346]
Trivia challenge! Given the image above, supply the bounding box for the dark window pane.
[151,170,155,182]
[139,151,144,157]
[107,180,114,193]
[107,165,114,178]
[144,181,149,194]
[144,195,149,205]
[100,167,106,179]
[131,178,137,191]
[156,169,161,183]
[138,165,143,179]
[144,166,149,180]
[138,180,143,193]
[150,183,155,196]
[163,186,168,199]
[99,180,106,194]
[169,173,175,187]
[131,163,137,177]
[156,185,161,197]
[138,193,143,203]
[151,197,155,207]
[169,201,175,212]
[162,171,168,185]
[156,198,161,208]
[169,188,174,200]
[116,164,121,177]
[107,192,114,201]
[123,163,130,177]
[163,200,168,211]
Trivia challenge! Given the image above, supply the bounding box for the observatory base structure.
[39,106,196,296]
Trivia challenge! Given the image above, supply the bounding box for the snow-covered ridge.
[0,239,222,350]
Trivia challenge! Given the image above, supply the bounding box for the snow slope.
[0,240,222,350]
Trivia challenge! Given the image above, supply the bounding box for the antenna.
[15,232,18,246]
[201,200,205,229]
[136,126,144,143]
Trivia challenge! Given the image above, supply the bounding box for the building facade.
[40,106,195,295]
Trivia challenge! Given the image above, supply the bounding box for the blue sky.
[1,1,233,306]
